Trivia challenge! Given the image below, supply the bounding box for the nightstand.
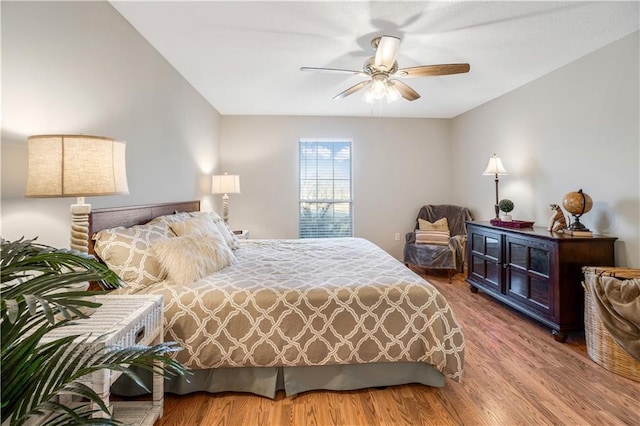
[233,229,249,239]
[43,295,164,425]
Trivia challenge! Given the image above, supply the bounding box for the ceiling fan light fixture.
[371,75,388,99]
[364,76,402,104]
[363,82,386,104]
[363,87,377,104]
[301,34,470,104]
[386,81,401,103]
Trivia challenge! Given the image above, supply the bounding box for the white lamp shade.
[26,135,129,197]
[212,174,241,194]
[385,81,402,103]
[482,154,508,176]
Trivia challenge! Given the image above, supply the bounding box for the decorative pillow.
[219,220,241,250]
[147,210,240,250]
[147,211,192,227]
[152,235,236,285]
[415,230,451,245]
[185,212,240,250]
[418,217,449,232]
[169,215,221,239]
[93,223,171,291]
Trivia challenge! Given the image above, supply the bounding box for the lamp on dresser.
[212,173,241,223]
[25,134,129,253]
[482,153,508,219]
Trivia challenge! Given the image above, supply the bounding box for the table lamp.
[212,173,240,223]
[482,153,508,219]
[25,135,129,252]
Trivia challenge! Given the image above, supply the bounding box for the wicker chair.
[403,205,472,282]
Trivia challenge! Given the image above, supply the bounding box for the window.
[299,140,352,238]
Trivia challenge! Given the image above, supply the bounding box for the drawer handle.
[135,326,145,343]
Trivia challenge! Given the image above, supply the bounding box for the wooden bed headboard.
[88,200,201,255]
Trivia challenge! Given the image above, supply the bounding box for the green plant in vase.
[1,237,187,425]
[498,199,514,222]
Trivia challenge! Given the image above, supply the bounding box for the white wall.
[219,116,452,259]
[451,32,640,267]
[3,3,637,268]
[1,1,222,248]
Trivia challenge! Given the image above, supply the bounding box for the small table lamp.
[482,153,508,219]
[25,135,129,252]
[212,173,240,223]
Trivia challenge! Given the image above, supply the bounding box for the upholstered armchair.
[403,204,473,281]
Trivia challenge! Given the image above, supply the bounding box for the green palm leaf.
[1,238,188,425]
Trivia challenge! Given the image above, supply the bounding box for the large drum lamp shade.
[26,135,129,197]
[25,134,129,252]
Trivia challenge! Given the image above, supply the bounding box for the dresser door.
[504,235,554,319]
[468,226,503,293]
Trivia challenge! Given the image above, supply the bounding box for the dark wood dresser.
[465,221,616,342]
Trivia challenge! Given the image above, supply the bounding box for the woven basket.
[582,267,640,382]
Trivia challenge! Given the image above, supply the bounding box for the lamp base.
[222,194,229,223]
[493,176,500,219]
[70,203,91,253]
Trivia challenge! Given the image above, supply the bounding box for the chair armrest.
[450,234,467,244]
[449,234,467,251]
[405,231,416,244]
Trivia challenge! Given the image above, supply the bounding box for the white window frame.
[298,138,354,238]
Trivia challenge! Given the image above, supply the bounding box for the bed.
[88,201,465,398]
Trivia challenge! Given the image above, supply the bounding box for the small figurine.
[547,204,568,232]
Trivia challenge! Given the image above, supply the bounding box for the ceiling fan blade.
[390,80,420,101]
[333,80,371,100]
[374,35,400,71]
[300,67,368,77]
[395,63,470,78]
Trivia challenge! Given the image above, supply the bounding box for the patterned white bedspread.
[133,238,465,380]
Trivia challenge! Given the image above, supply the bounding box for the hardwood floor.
[155,271,640,425]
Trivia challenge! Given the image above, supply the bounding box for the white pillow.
[152,235,236,285]
[215,219,241,250]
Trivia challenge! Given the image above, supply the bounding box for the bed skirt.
[112,362,446,399]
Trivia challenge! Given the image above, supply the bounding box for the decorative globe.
[562,190,593,216]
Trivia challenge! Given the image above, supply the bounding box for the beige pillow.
[147,210,240,249]
[186,211,240,250]
[93,223,171,291]
[169,215,221,239]
[152,235,236,285]
[415,230,451,245]
[418,217,449,232]
[147,211,192,227]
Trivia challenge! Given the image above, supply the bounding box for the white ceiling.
[110,1,639,119]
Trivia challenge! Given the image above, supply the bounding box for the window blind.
[299,140,353,238]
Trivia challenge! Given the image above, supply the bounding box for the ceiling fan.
[301,35,470,103]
